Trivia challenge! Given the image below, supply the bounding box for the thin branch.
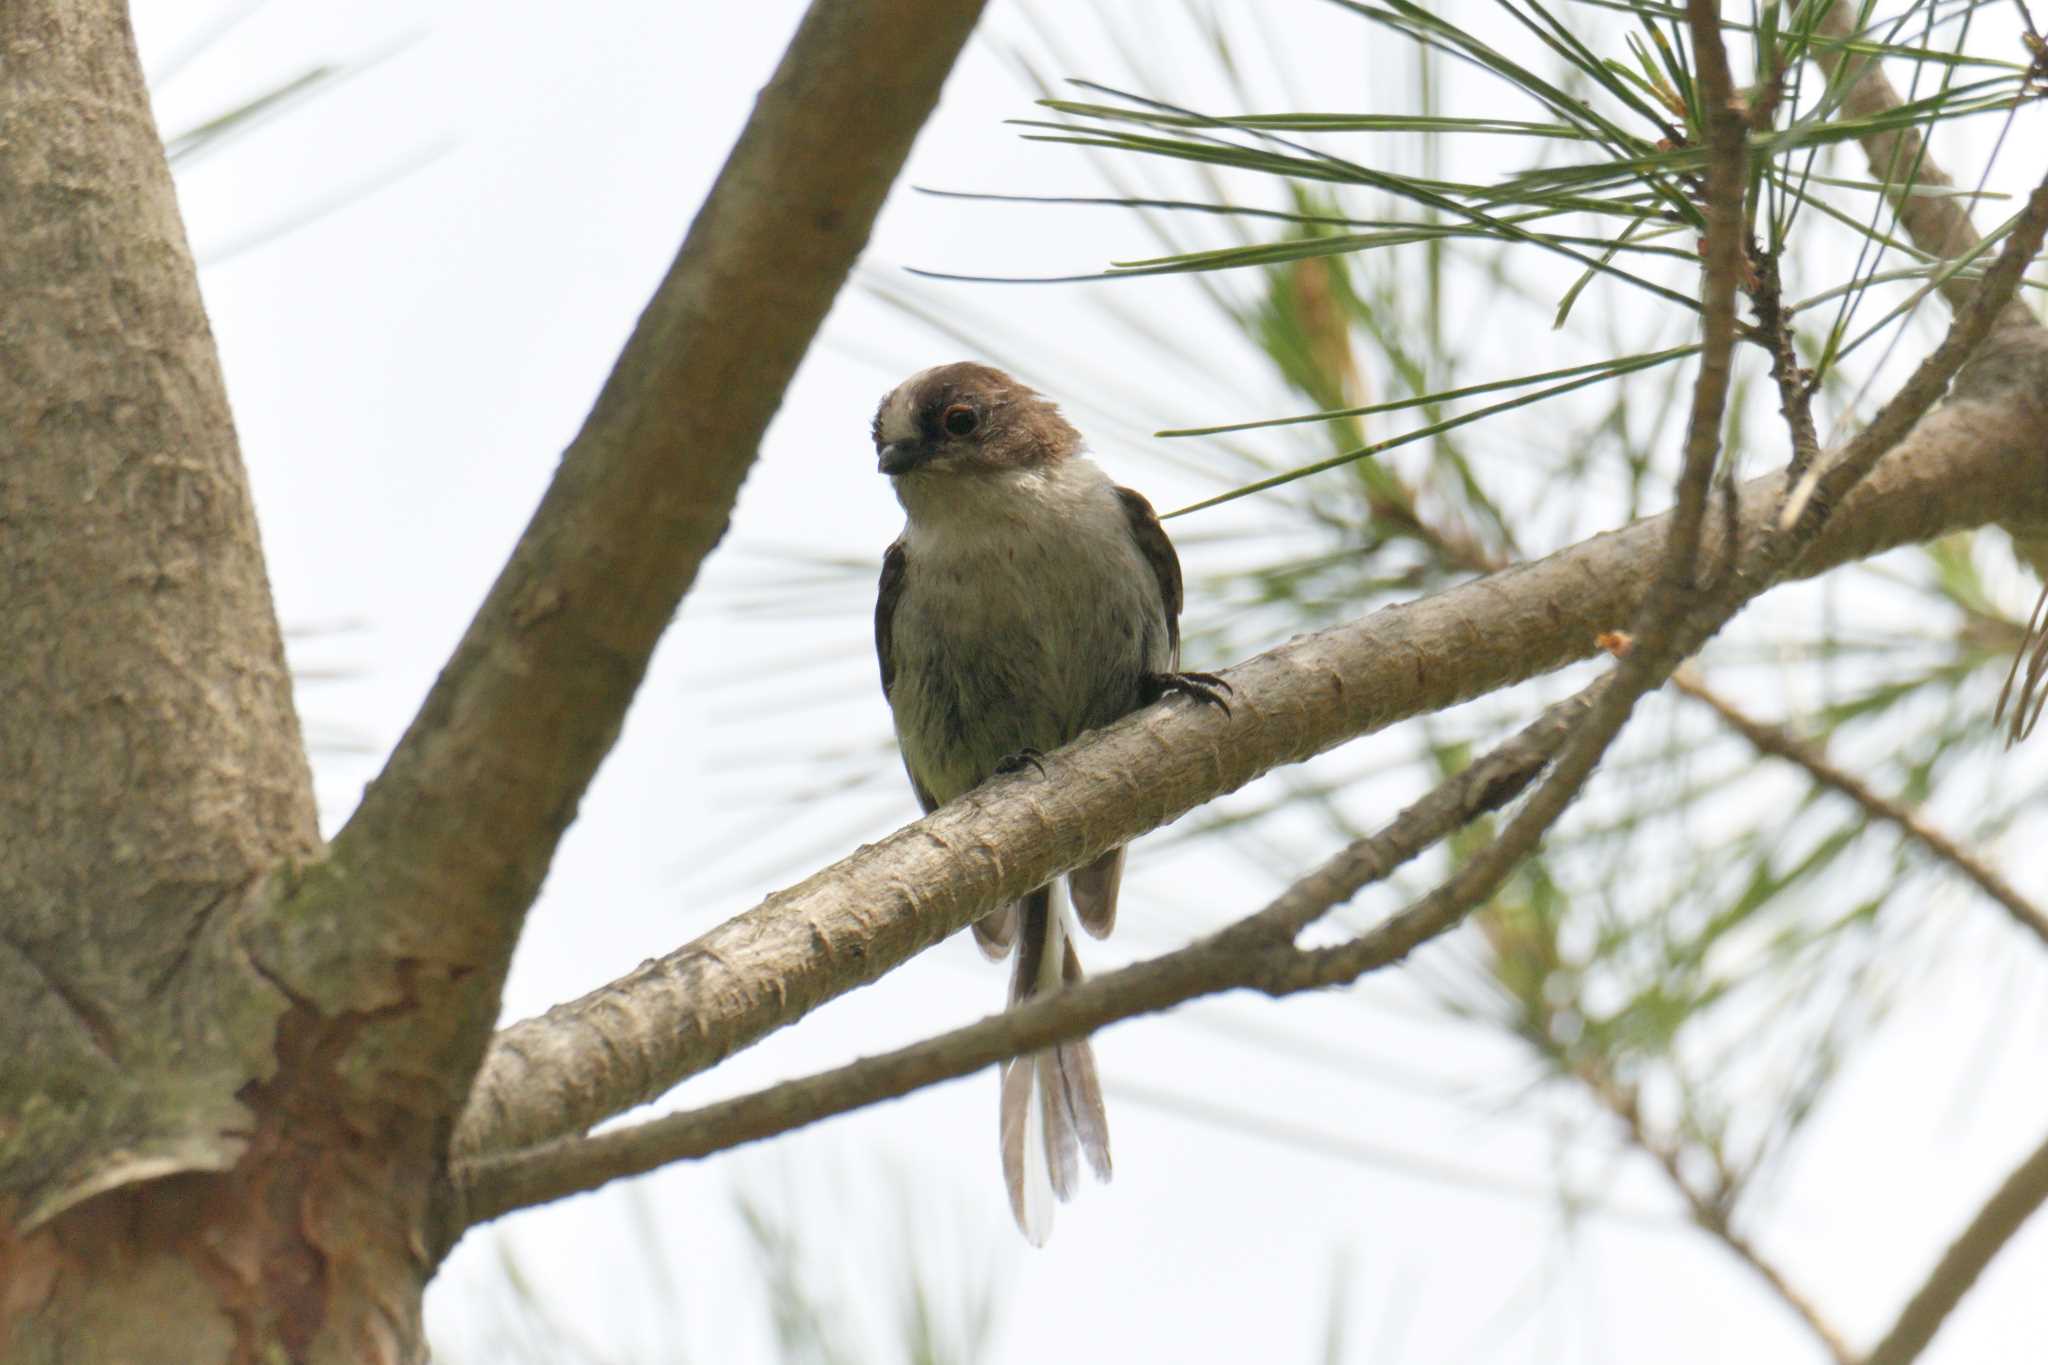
[1675,669,2048,949]
[1239,678,1609,941]
[267,0,991,1074]
[1574,1065,1857,1365]
[1274,0,1756,994]
[1646,0,1748,634]
[1781,177,2048,531]
[1813,0,2033,323]
[1864,1121,2048,1365]
[446,682,1606,1233]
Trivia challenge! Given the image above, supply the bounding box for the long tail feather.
[1059,928,1112,1182]
[998,887,1112,1243]
[1000,1054,1053,1245]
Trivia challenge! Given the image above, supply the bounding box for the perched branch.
[1675,670,2048,949]
[447,681,1604,1232]
[258,0,992,1100]
[454,318,2048,1160]
[1864,1122,2048,1365]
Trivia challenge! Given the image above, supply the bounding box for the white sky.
[130,2,2048,1361]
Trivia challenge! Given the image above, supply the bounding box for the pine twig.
[1675,670,2048,949]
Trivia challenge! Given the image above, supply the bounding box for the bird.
[869,361,1227,1243]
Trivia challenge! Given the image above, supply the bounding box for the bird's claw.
[994,747,1049,778]
[1144,670,1233,716]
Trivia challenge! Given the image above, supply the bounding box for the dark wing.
[876,538,941,815]
[1067,847,1124,938]
[1113,485,1183,667]
[875,537,908,695]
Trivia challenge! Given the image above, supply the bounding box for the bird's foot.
[994,747,1049,778]
[1143,670,1233,716]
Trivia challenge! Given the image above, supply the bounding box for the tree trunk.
[0,1,401,1359]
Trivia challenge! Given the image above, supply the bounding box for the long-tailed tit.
[871,362,1225,1243]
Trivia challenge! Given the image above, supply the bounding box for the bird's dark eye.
[941,403,978,437]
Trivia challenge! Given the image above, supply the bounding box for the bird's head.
[871,363,1082,480]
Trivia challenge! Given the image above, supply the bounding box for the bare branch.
[1675,670,2048,949]
[455,315,2048,1161]
[1242,679,1607,942]
[1864,1122,2048,1365]
[1654,0,1747,620]
[1579,1066,1857,1365]
[447,681,1604,1231]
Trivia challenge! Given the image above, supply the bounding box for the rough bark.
[0,0,322,1219]
[0,1,332,1357]
[2,0,990,1359]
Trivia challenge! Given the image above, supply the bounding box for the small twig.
[1237,679,1608,943]
[1751,246,1824,479]
[1993,581,2048,743]
[1813,1,2035,324]
[1864,1121,2048,1365]
[1675,669,2048,949]
[1271,1,1754,1013]
[1779,176,2048,534]
[1574,1064,1857,1365]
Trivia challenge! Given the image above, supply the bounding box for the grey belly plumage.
[888,567,1168,809]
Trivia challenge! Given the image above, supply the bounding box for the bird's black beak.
[877,440,926,475]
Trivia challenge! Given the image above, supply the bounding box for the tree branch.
[1864,1121,2048,1365]
[1674,670,2048,949]
[1572,1064,1857,1365]
[446,680,1604,1232]
[454,313,2048,1161]
[1812,0,2033,325]
[258,0,991,1107]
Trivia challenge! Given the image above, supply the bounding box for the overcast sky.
[131,2,2048,1361]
